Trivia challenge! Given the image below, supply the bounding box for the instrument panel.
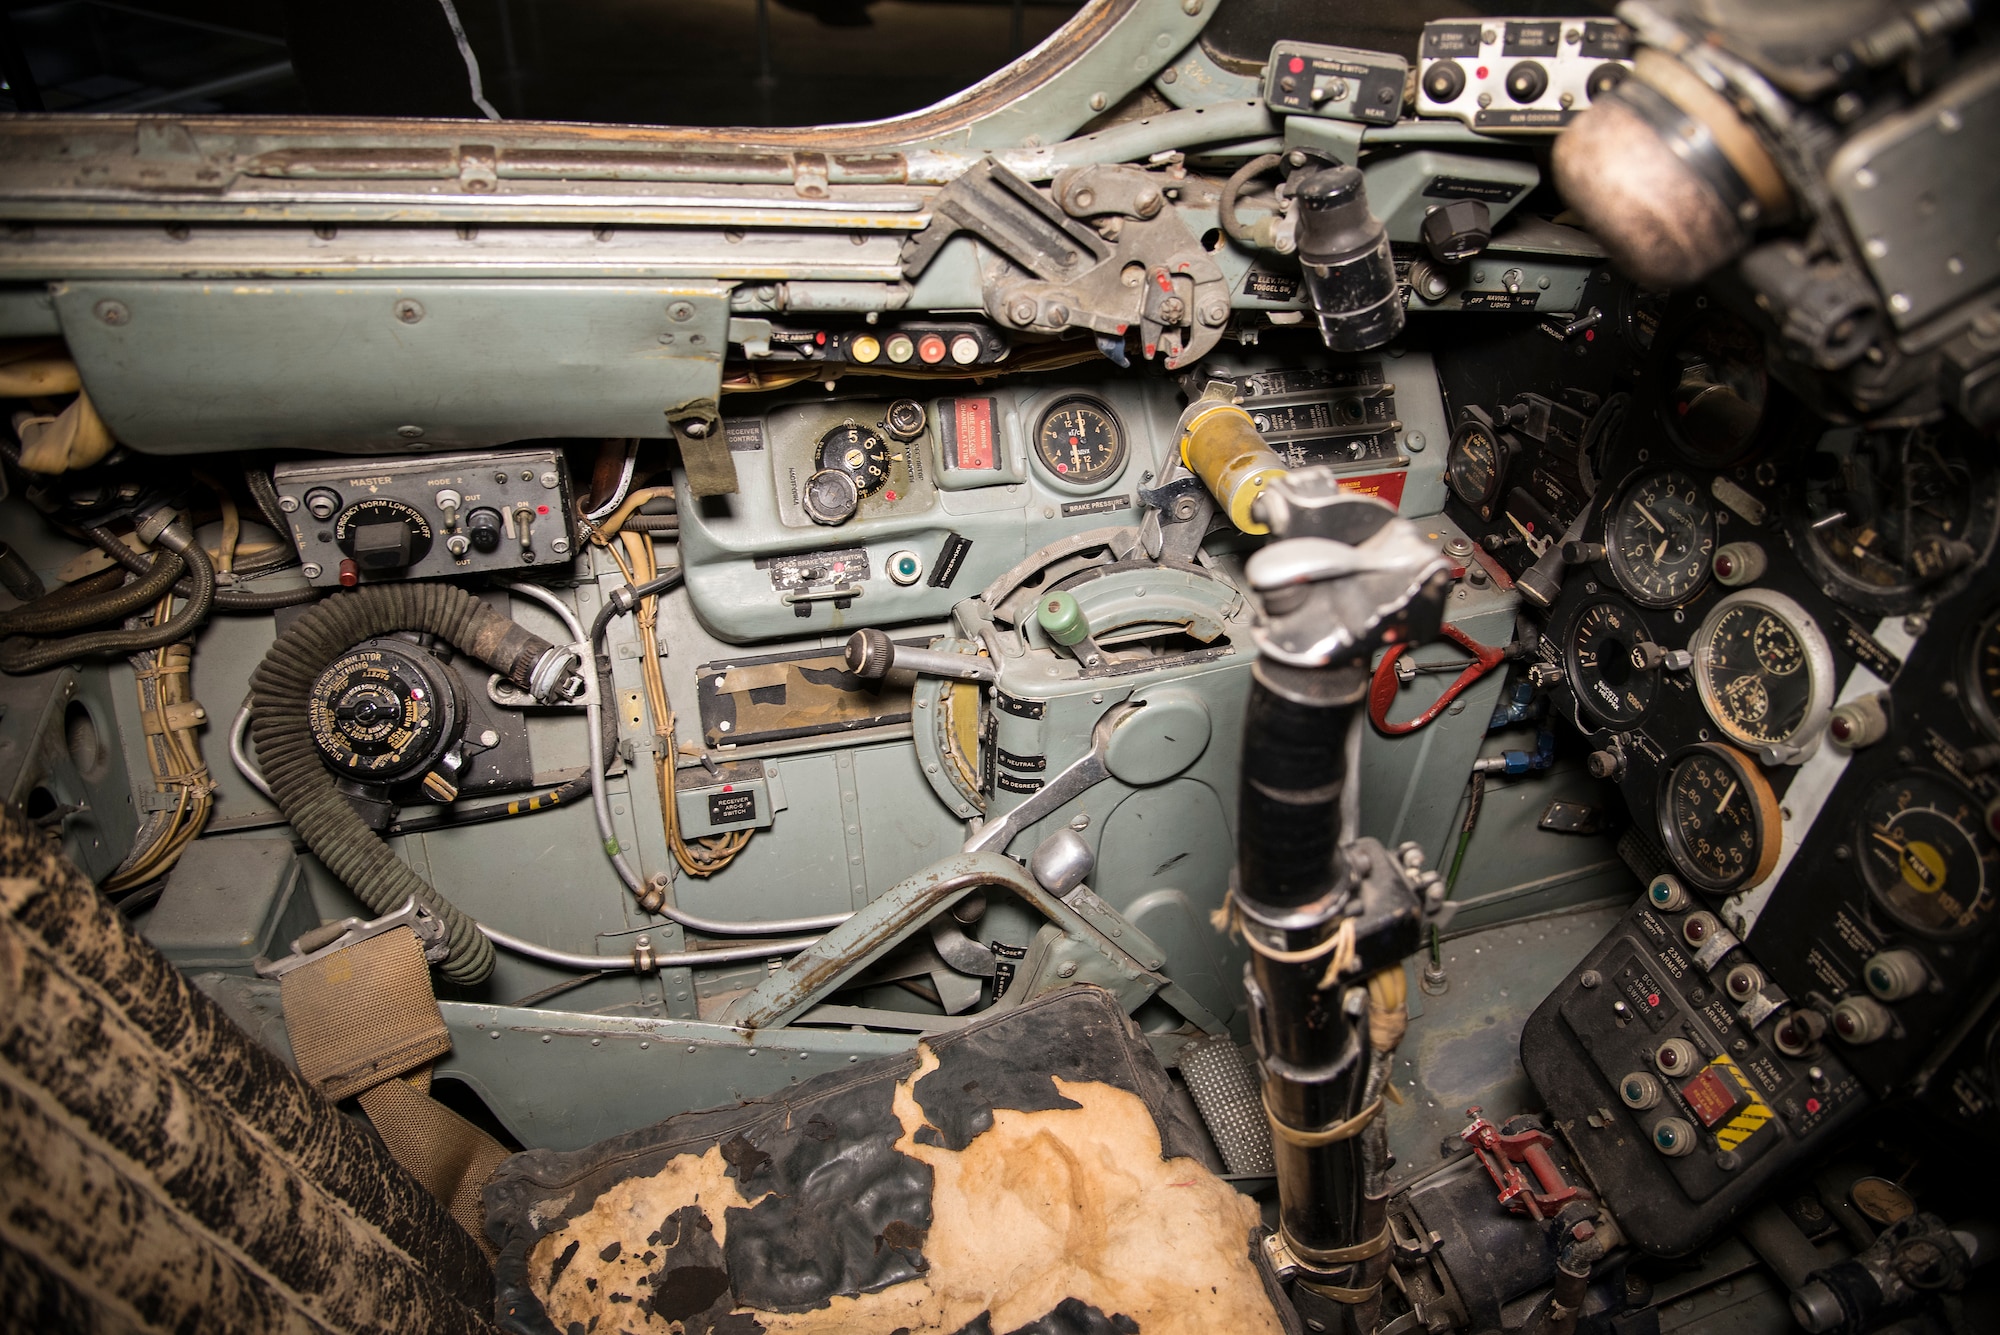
[1436,283,2000,1242]
[678,345,1447,642]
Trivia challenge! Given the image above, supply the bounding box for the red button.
[1288,56,1304,73]
[338,558,359,588]
[1476,65,1489,79]
[1647,992,1660,1008]
[1806,1097,1822,1114]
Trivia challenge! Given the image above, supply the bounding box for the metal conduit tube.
[562,576,854,937]
[478,922,818,972]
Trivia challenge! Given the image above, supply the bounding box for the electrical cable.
[582,439,640,521]
[0,547,182,635]
[83,524,317,610]
[594,485,675,540]
[0,540,214,674]
[1219,152,1285,248]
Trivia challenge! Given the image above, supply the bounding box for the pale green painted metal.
[53,280,732,455]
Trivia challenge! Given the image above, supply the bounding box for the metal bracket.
[253,896,449,979]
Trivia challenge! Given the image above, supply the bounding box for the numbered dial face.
[1566,597,1657,727]
[307,641,460,783]
[1691,593,1828,754]
[816,422,893,498]
[1446,419,1507,514]
[1606,470,1716,606]
[1034,398,1125,485]
[1660,744,1780,893]
[1859,774,1998,938]
[1963,610,2000,739]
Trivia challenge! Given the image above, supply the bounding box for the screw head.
[300,562,323,579]
[397,424,424,439]
[551,537,571,554]
[1057,961,1079,978]
[1009,298,1038,324]
[95,299,129,326]
[393,298,424,323]
[668,300,696,322]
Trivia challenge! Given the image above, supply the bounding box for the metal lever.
[845,628,998,683]
[253,896,449,978]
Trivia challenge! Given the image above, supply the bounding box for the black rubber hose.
[249,584,579,985]
[1220,152,1285,248]
[0,547,183,635]
[238,466,303,574]
[0,541,215,675]
[387,769,593,837]
[0,541,45,601]
[84,525,318,610]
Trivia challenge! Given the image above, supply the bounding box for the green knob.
[1037,590,1090,647]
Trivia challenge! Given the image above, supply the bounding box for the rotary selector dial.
[817,422,893,498]
[308,639,463,785]
[334,497,435,573]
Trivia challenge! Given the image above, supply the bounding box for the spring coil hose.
[249,583,575,984]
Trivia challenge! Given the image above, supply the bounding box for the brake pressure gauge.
[1566,595,1657,728]
[1033,397,1126,488]
[1858,773,1997,938]
[1690,589,1834,764]
[1606,469,1716,606]
[1659,744,1781,893]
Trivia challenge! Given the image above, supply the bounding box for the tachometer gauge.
[1566,596,1658,728]
[1858,773,1998,938]
[817,421,892,497]
[1963,609,2000,740]
[1659,744,1782,893]
[1606,469,1716,607]
[1033,397,1126,488]
[1446,417,1509,518]
[1690,589,1834,764]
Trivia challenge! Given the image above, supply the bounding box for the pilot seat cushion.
[484,985,1292,1334]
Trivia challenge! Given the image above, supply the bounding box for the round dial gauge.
[1794,425,1998,615]
[1446,418,1508,516]
[1663,309,1768,468]
[1962,609,2000,740]
[1033,397,1126,487]
[1690,589,1834,762]
[1659,744,1782,893]
[1858,773,1998,938]
[1606,470,1717,606]
[817,422,893,497]
[1566,596,1658,728]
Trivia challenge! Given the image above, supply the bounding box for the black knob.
[1505,61,1549,103]
[1423,59,1467,103]
[351,520,414,571]
[466,507,504,553]
[802,467,861,526]
[1586,62,1627,100]
[1420,199,1491,264]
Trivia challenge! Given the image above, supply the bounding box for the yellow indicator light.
[851,334,881,363]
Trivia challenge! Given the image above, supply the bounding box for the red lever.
[1369,623,1511,736]
[1460,1107,1586,1220]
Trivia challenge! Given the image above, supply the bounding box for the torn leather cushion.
[485,986,1295,1335]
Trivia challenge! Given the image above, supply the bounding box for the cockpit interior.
[1,3,1997,1333]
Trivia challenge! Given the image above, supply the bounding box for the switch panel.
[1262,41,1408,126]
[274,448,575,586]
[1521,899,1869,1256]
[1416,17,1633,133]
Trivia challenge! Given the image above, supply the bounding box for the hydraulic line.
[479,923,816,972]
[249,583,585,984]
[0,539,214,674]
[1220,152,1285,249]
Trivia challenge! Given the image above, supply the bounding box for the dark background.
[0,0,1611,127]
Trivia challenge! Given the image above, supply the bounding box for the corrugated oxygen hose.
[249,583,579,985]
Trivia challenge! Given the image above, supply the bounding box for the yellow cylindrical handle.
[1179,400,1287,534]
